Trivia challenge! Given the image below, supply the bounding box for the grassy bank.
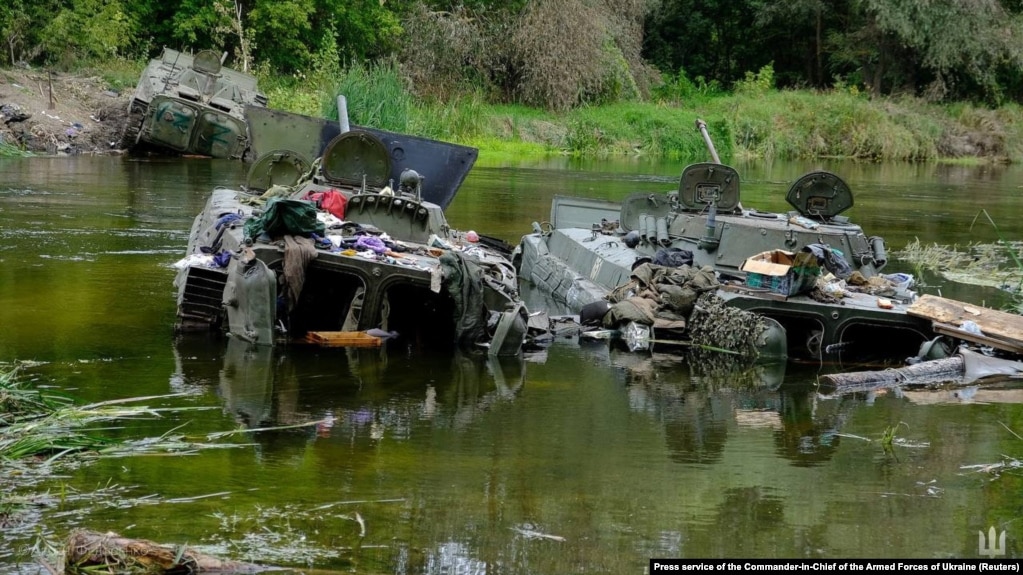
[65,57,1022,164]
[253,63,1023,164]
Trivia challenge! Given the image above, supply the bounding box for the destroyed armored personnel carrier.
[173,107,527,355]
[119,48,267,159]
[515,120,936,362]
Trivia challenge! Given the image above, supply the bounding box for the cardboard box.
[740,249,820,296]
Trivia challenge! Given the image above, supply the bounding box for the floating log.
[65,530,265,574]
[821,346,1023,393]
[820,356,965,392]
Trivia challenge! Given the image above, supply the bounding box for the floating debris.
[511,526,566,542]
[63,529,265,574]
[897,238,1023,294]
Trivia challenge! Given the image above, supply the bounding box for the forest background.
[3,0,1023,162]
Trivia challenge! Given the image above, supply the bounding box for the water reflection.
[121,157,246,224]
[607,348,852,467]
[171,335,527,440]
[5,156,1023,567]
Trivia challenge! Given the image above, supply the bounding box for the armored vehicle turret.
[119,48,268,159]
[516,120,936,363]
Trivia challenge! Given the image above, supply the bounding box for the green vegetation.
[4,2,1023,162]
[896,210,1023,314]
[5,1,1023,108]
[881,422,909,453]
[0,140,32,157]
[0,363,335,569]
[0,363,205,462]
[251,61,1023,163]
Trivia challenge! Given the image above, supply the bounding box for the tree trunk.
[820,356,965,393]
[815,6,822,87]
[65,530,264,574]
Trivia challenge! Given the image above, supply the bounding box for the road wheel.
[118,103,145,150]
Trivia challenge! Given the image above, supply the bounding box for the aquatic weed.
[881,421,909,452]
[896,237,1023,300]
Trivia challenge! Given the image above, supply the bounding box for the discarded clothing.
[244,198,326,240]
[302,189,348,220]
[283,235,318,312]
[439,250,488,349]
[653,247,693,268]
[803,243,853,279]
[354,235,388,254]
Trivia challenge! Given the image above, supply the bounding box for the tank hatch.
[192,50,222,75]
[786,171,853,219]
[678,162,740,212]
[321,129,392,189]
[245,149,310,193]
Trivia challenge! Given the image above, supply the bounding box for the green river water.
[1,155,1023,573]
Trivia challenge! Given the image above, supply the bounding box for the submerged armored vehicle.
[119,47,268,159]
[515,120,935,363]
[173,108,527,355]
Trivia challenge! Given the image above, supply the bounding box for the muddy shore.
[0,68,130,155]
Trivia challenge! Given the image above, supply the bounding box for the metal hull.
[516,184,935,364]
[174,125,526,355]
[242,106,478,210]
[122,48,267,159]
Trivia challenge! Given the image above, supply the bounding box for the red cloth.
[303,189,347,219]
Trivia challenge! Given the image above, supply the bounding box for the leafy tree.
[248,0,314,73]
[643,0,768,90]
[173,0,232,51]
[315,0,405,64]
[752,0,837,89]
[861,0,1023,102]
[507,0,608,110]
[39,0,137,67]
[122,0,183,58]
[821,0,1023,102]
[506,0,653,110]
[398,3,491,100]
[421,0,528,9]
[0,0,31,65]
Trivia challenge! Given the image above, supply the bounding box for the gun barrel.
[695,119,721,164]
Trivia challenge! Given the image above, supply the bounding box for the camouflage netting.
[686,292,769,358]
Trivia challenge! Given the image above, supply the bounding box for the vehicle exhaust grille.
[177,266,228,330]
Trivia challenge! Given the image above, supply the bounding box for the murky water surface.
[2,155,1023,572]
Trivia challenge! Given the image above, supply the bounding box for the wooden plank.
[301,331,382,348]
[932,322,1023,355]
[907,294,1023,346]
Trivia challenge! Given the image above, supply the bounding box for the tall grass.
[0,365,72,425]
[562,102,715,158]
[247,60,1022,161]
[0,365,227,462]
[81,56,145,93]
[705,90,945,161]
[411,92,488,141]
[0,140,32,158]
[320,61,413,133]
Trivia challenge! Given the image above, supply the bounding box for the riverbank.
[2,63,1021,164]
[0,68,130,156]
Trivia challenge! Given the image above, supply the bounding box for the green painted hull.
[515,168,935,364]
